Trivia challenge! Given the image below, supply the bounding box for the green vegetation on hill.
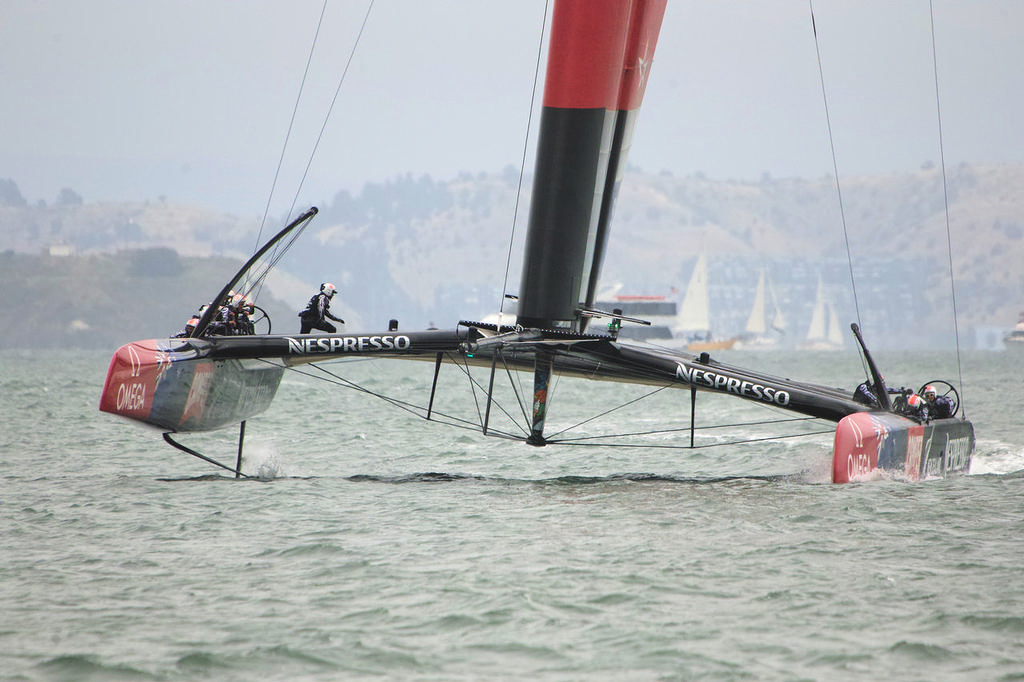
[2,162,1022,349]
[0,249,294,350]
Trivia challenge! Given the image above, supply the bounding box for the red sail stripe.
[542,0,630,110]
[617,0,667,111]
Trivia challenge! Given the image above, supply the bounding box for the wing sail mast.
[516,0,667,332]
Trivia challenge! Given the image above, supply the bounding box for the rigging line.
[239,223,313,301]
[286,0,376,223]
[552,413,823,440]
[472,348,533,435]
[548,428,837,450]
[451,350,531,437]
[291,359,521,438]
[474,345,561,433]
[246,0,372,303]
[489,350,532,436]
[248,0,329,288]
[927,0,966,415]
[473,346,533,431]
[352,349,525,437]
[261,354,831,445]
[808,0,865,373]
[501,352,533,430]
[495,0,550,322]
[460,351,489,434]
[545,383,674,440]
[554,416,822,443]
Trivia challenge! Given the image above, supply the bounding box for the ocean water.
[1,347,1022,681]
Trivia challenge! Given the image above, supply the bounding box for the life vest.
[299,294,321,318]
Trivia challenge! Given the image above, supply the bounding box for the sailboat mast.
[582,0,667,324]
[516,0,666,332]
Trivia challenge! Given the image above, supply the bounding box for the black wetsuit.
[299,293,345,334]
[926,395,955,419]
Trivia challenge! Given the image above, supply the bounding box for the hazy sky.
[3,0,1022,216]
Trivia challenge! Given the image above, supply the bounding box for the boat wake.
[343,471,808,486]
[969,439,1024,476]
[155,470,808,485]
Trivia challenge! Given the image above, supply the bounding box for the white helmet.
[321,282,337,298]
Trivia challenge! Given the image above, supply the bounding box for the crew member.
[299,282,345,334]
[212,299,237,335]
[853,378,899,408]
[236,296,255,335]
[902,392,927,421]
[923,384,955,419]
[853,381,880,407]
[173,314,201,338]
[175,304,211,337]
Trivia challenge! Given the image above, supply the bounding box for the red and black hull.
[833,412,974,482]
[99,329,470,433]
[99,339,286,433]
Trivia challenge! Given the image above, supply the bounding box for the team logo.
[674,363,790,406]
[286,335,411,354]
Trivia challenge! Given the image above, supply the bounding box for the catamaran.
[99,0,974,483]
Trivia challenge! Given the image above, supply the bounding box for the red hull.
[833,412,974,483]
[100,339,284,432]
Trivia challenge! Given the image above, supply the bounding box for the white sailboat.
[736,269,786,349]
[801,276,844,350]
[673,253,736,351]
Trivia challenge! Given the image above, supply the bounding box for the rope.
[808,1,867,380]
[285,0,376,224]
[290,357,525,440]
[546,384,673,440]
[237,220,313,303]
[244,1,369,303]
[554,415,821,443]
[249,0,329,271]
[927,0,967,416]
[495,0,550,324]
[548,428,836,450]
[268,353,833,453]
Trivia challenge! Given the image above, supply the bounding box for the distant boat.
[736,269,786,350]
[673,253,736,351]
[593,289,677,343]
[1004,311,1024,351]
[801,276,843,351]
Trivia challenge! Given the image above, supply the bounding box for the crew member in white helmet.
[299,282,345,334]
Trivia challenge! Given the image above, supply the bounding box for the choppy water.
[1,348,1022,681]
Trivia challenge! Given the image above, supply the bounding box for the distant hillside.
[2,163,1021,349]
[0,250,295,350]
